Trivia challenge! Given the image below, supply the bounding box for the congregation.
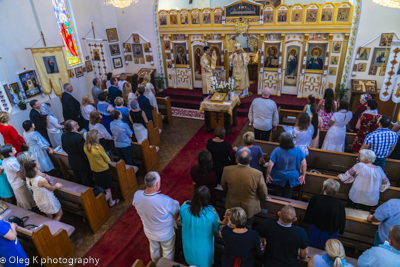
[1,76,400,267]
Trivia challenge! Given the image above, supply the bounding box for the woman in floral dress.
[318,89,337,130]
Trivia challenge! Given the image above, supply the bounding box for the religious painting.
[332,41,341,53]
[180,12,188,25]
[358,63,367,72]
[263,10,274,23]
[109,44,121,56]
[93,49,101,61]
[202,12,211,24]
[75,66,84,78]
[68,69,74,79]
[380,33,394,46]
[291,9,302,23]
[164,41,171,51]
[331,56,338,65]
[256,0,281,8]
[134,58,139,64]
[146,55,151,62]
[329,67,337,75]
[42,56,59,74]
[132,34,140,44]
[337,8,350,22]
[18,70,41,98]
[172,34,186,41]
[214,13,222,24]
[264,43,280,69]
[306,43,327,71]
[359,48,371,60]
[85,60,93,72]
[140,58,145,64]
[322,33,329,40]
[113,57,123,69]
[284,46,300,87]
[379,67,386,76]
[193,45,204,81]
[368,66,377,75]
[225,2,261,17]
[10,83,20,97]
[132,44,144,58]
[321,7,333,22]
[306,9,318,23]
[167,61,172,68]
[106,28,118,42]
[371,48,388,67]
[170,14,178,25]
[159,14,167,26]
[3,84,16,105]
[143,43,150,53]
[192,12,200,24]
[316,34,322,40]
[166,53,171,60]
[265,34,281,41]
[277,10,288,23]
[125,55,133,61]
[309,34,315,41]
[124,43,132,52]
[85,56,89,60]
[83,67,86,72]
[174,43,187,65]
[208,34,222,40]
[210,43,223,68]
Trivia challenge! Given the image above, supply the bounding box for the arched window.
[52,0,82,67]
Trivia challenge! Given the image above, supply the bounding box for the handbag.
[8,216,38,230]
[93,186,106,197]
[0,201,8,214]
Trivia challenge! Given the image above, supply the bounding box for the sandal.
[109,199,120,208]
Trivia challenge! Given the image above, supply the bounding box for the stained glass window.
[53,0,81,67]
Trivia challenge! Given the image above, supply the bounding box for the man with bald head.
[61,83,85,130]
[221,147,268,229]
[257,205,309,267]
[248,87,279,141]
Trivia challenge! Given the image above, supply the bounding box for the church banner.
[30,46,70,97]
[380,41,400,102]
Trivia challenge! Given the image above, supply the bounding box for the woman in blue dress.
[0,216,28,267]
[97,92,114,135]
[0,159,14,203]
[180,186,224,267]
[22,120,54,173]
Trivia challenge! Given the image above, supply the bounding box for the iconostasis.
[158,0,354,98]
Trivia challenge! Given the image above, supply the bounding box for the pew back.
[109,160,139,200]
[131,139,158,173]
[156,96,173,124]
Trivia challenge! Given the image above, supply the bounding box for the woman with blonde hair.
[308,239,353,267]
[236,131,265,170]
[0,111,25,155]
[88,110,112,152]
[84,130,118,207]
[81,95,96,130]
[122,82,136,106]
[142,75,158,113]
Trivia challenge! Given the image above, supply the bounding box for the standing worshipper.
[40,103,63,149]
[61,83,85,130]
[248,87,279,141]
[62,120,93,187]
[89,110,113,152]
[0,112,25,155]
[137,86,155,122]
[91,78,103,106]
[114,97,131,126]
[236,132,265,171]
[132,172,180,262]
[110,110,134,165]
[97,92,114,135]
[122,82,136,106]
[108,77,122,107]
[81,96,96,130]
[0,157,14,204]
[293,112,314,156]
[200,46,213,94]
[229,43,250,96]
[22,120,54,173]
[309,104,323,149]
[29,99,50,144]
[349,94,372,132]
[129,100,148,144]
[106,72,113,89]
[142,75,159,112]
[318,89,337,130]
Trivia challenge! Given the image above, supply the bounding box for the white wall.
[159,0,211,10]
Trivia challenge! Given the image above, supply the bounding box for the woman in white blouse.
[81,95,96,130]
[40,103,63,149]
[142,75,158,112]
[88,110,112,151]
[338,149,390,211]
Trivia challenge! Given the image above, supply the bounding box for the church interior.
[1,0,400,266]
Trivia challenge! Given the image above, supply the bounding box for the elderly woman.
[308,239,354,267]
[180,186,222,267]
[142,75,159,112]
[206,126,234,183]
[236,132,265,171]
[339,149,390,211]
[349,94,372,132]
[304,179,346,249]
[352,99,381,153]
[266,132,306,198]
[0,111,25,155]
[221,207,263,267]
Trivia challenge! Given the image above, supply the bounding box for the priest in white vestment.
[229,43,250,96]
[201,46,213,94]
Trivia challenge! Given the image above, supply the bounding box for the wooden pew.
[2,202,74,267]
[109,160,139,201]
[147,120,161,147]
[156,96,173,124]
[152,109,164,131]
[50,176,110,233]
[48,151,74,181]
[131,139,158,173]
[254,140,400,186]
[278,107,301,125]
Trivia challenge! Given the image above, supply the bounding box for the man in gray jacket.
[91,78,103,106]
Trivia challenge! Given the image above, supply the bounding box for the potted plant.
[13,86,27,110]
[154,74,166,93]
[335,84,350,101]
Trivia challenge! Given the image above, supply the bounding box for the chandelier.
[104,0,139,12]
[372,0,400,8]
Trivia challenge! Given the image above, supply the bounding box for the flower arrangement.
[211,76,238,93]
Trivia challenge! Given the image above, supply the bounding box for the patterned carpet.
[171,107,204,120]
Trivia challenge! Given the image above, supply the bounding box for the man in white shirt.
[132,172,180,262]
[248,87,279,141]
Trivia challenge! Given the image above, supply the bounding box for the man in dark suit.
[108,77,122,107]
[61,83,85,130]
[61,120,93,187]
[29,99,50,143]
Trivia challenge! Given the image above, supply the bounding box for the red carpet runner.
[79,117,248,267]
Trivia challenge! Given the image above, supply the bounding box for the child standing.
[303,95,315,116]
[0,145,35,210]
[110,110,134,165]
[24,160,63,221]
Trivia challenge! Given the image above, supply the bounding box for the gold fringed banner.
[30,47,70,97]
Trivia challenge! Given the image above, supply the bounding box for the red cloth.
[61,23,78,57]
[0,124,25,155]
